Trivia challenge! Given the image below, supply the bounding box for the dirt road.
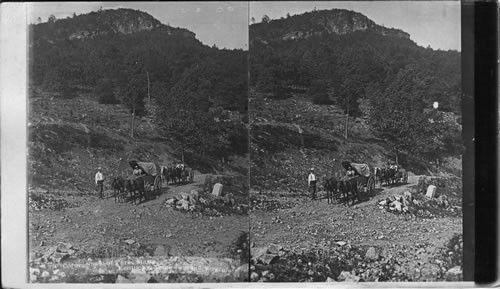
[29,173,248,263]
[250,177,462,281]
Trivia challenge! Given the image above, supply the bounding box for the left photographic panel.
[27,2,249,283]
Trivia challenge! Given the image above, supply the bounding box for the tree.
[48,15,57,23]
[308,80,331,105]
[367,63,459,160]
[96,79,118,104]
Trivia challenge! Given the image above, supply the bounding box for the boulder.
[56,242,73,253]
[445,266,462,281]
[378,200,387,206]
[234,264,249,280]
[124,239,135,245]
[365,247,379,261]
[250,272,260,282]
[180,192,189,200]
[404,191,412,200]
[391,200,402,211]
[260,254,279,265]
[165,198,176,206]
[131,273,153,283]
[250,247,268,261]
[338,271,360,282]
[223,192,235,205]
[153,245,169,257]
[336,241,347,246]
[326,277,336,282]
[267,243,283,254]
[401,197,410,208]
[115,275,133,283]
[212,183,223,197]
[177,199,190,210]
[426,185,437,198]
[189,190,199,202]
[51,252,70,263]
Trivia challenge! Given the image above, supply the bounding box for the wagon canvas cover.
[129,160,158,176]
[351,163,371,177]
[342,161,371,177]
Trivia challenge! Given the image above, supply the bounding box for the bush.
[96,79,119,104]
[309,80,332,105]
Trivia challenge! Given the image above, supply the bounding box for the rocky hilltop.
[32,8,195,42]
[251,9,409,42]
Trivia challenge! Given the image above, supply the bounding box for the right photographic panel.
[249,1,463,282]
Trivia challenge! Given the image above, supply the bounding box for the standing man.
[308,168,317,200]
[95,167,104,199]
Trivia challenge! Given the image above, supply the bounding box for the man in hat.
[95,167,104,199]
[133,165,142,176]
[308,168,317,200]
[346,166,355,177]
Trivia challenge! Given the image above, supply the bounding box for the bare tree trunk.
[181,142,185,164]
[345,101,349,139]
[130,97,136,138]
[147,71,150,107]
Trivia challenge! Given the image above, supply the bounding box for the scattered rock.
[404,191,412,200]
[337,271,360,282]
[41,271,50,278]
[336,241,347,246]
[250,272,260,282]
[326,277,336,282]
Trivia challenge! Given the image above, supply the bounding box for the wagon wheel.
[154,175,162,193]
[367,176,375,197]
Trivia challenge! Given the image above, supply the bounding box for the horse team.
[160,165,194,185]
[109,165,194,205]
[324,165,407,206]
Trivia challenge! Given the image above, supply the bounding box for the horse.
[373,167,382,188]
[111,177,125,203]
[125,177,145,205]
[381,167,396,186]
[337,177,360,206]
[181,168,192,183]
[323,177,339,204]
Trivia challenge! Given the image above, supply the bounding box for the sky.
[27,1,461,51]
